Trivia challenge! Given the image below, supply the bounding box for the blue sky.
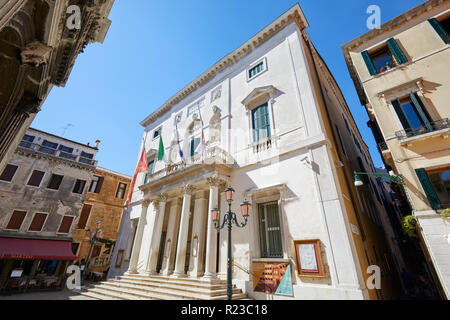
[32,0,426,176]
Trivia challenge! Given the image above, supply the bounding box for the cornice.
[140,3,309,127]
[15,147,96,173]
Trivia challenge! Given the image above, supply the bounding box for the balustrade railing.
[395,118,450,140]
[17,142,98,166]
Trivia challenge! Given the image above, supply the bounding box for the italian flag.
[158,136,167,163]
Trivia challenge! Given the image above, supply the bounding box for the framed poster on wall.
[294,240,325,278]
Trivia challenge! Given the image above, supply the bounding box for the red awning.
[0,238,77,260]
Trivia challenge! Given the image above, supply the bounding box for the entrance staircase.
[81,274,248,300]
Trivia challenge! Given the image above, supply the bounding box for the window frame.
[0,164,19,183]
[115,182,127,199]
[46,174,64,191]
[89,175,104,194]
[72,179,87,195]
[26,170,46,188]
[246,57,268,82]
[56,215,75,234]
[425,166,450,209]
[4,210,28,231]
[152,127,162,140]
[27,212,49,233]
[390,92,433,133]
[258,201,284,259]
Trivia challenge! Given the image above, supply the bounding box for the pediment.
[241,85,276,108]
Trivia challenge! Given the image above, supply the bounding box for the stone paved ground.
[0,286,95,300]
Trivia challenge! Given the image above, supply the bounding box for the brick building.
[73,167,131,277]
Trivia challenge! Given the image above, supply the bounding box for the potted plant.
[402,215,417,238]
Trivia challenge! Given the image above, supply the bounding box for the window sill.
[399,126,450,146]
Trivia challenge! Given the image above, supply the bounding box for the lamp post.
[212,187,251,301]
[81,220,103,286]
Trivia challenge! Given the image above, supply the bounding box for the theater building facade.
[107,4,400,300]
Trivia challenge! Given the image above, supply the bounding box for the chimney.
[87,142,90,146]
[95,140,101,148]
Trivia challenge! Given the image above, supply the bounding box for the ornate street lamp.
[81,220,103,286]
[353,171,405,186]
[212,187,251,300]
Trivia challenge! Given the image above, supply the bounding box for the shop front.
[0,238,76,294]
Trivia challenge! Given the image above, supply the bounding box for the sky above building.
[32,0,426,176]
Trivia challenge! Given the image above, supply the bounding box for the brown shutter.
[29,213,48,231]
[27,170,45,187]
[95,176,104,193]
[77,204,92,229]
[0,164,18,182]
[92,245,102,257]
[58,216,74,233]
[6,210,27,230]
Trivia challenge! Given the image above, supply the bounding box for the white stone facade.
[110,4,394,300]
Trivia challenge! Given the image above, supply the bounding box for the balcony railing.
[378,142,389,152]
[395,118,450,140]
[17,142,98,166]
[145,146,234,184]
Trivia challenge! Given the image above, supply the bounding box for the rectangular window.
[249,61,265,79]
[116,183,127,199]
[58,216,74,234]
[362,38,407,75]
[392,93,432,134]
[28,213,48,232]
[6,210,27,230]
[77,204,92,229]
[91,245,102,258]
[39,140,58,155]
[335,125,347,158]
[80,152,94,165]
[72,179,87,194]
[59,145,74,154]
[252,103,271,143]
[19,135,34,148]
[89,176,104,193]
[258,202,283,258]
[429,17,449,44]
[72,243,80,255]
[0,164,18,182]
[426,167,450,209]
[47,174,64,190]
[27,170,45,187]
[144,160,155,184]
[190,138,201,157]
[153,128,162,139]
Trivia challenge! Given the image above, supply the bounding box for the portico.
[127,162,231,280]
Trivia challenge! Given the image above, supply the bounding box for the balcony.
[378,141,389,152]
[395,118,450,141]
[145,146,234,184]
[17,142,98,166]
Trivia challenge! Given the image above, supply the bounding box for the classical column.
[145,195,167,275]
[188,190,208,278]
[173,185,195,278]
[161,198,182,276]
[202,178,223,280]
[126,199,150,275]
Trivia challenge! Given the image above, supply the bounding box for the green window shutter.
[190,138,200,157]
[362,51,377,76]
[409,93,432,131]
[429,18,449,44]
[415,168,442,210]
[392,99,413,130]
[252,103,271,142]
[387,38,408,65]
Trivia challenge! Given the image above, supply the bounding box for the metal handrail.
[395,118,450,140]
[17,141,97,166]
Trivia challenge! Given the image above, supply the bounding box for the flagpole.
[197,103,206,163]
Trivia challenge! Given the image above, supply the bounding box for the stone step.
[98,281,243,300]
[115,277,231,291]
[82,287,138,300]
[121,274,227,286]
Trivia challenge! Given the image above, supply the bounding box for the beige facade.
[342,0,450,299]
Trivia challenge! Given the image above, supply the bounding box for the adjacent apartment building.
[0,128,99,294]
[96,4,401,300]
[342,0,450,299]
[73,167,131,277]
[0,0,114,175]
